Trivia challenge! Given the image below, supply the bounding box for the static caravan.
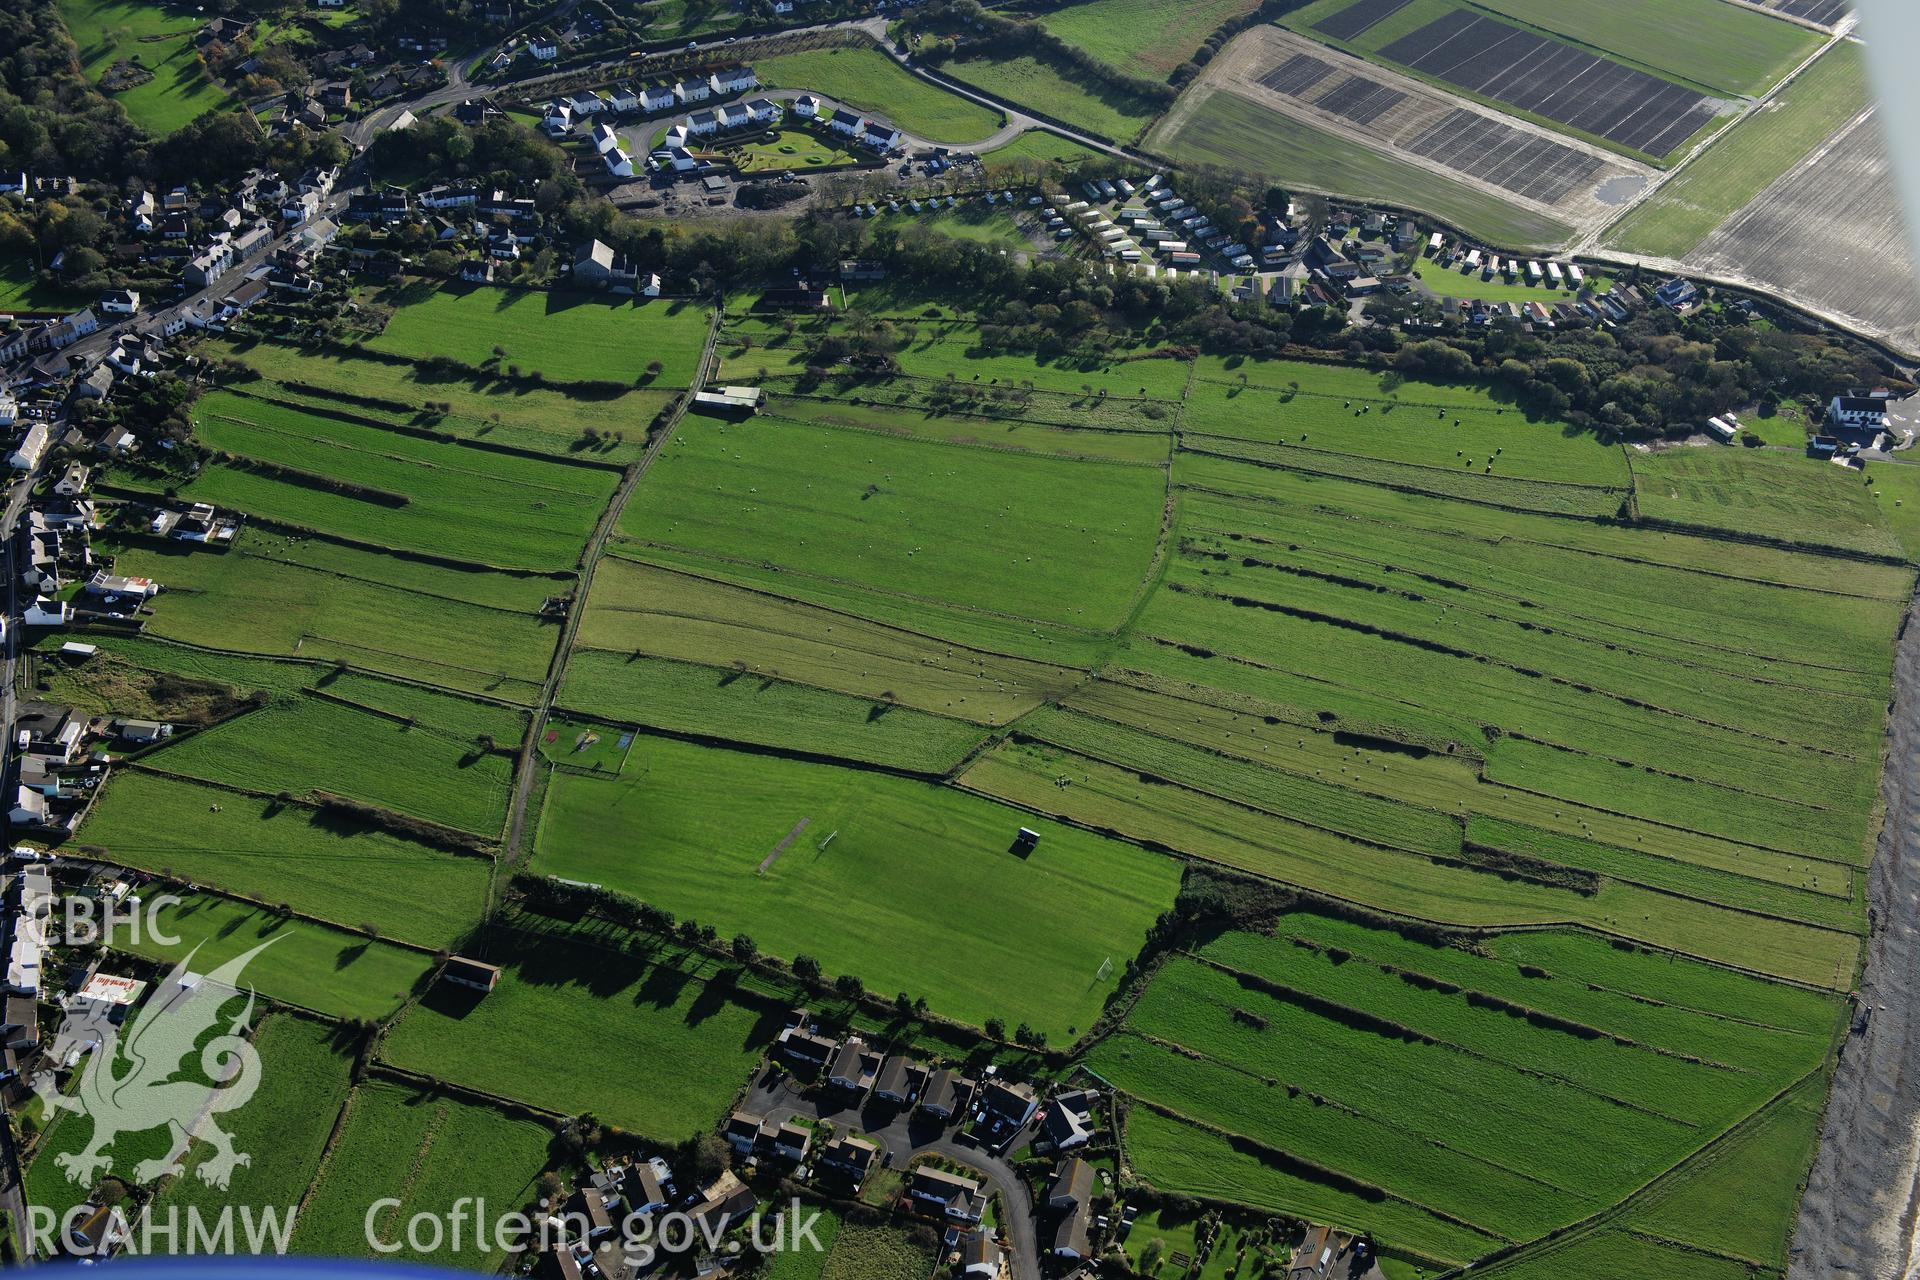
[1526,260,1544,281]
[1547,262,1564,284]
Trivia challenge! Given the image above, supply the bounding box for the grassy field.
[818,1225,938,1280]
[379,932,776,1139]
[1146,88,1573,249]
[755,47,1004,143]
[869,205,1036,251]
[151,1015,354,1226]
[207,338,668,461]
[55,0,231,133]
[616,413,1166,632]
[80,769,492,948]
[117,892,434,1020]
[187,392,619,570]
[1037,0,1260,78]
[944,51,1161,143]
[1409,259,1597,306]
[104,537,561,704]
[1631,444,1901,556]
[1095,917,1838,1261]
[533,735,1182,1038]
[293,1080,553,1268]
[364,285,712,387]
[1604,42,1870,258]
[980,130,1106,170]
[0,260,90,313]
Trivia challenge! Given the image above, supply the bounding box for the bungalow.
[827,108,862,136]
[711,65,757,94]
[85,570,160,603]
[792,94,821,119]
[100,290,139,316]
[24,598,68,628]
[16,704,83,761]
[919,1068,973,1121]
[725,1110,768,1154]
[1048,1157,1095,1260]
[909,1167,984,1223]
[758,284,832,311]
[114,718,172,745]
[675,77,712,104]
[442,956,501,993]
[816,1135,878,1181]
[641,84,678,113]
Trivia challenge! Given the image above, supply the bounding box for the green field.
[1631,444,1901,557]
[870,205,1037,251]
[817,1225,938,1280]
[1146,87,1573,248]
[365,285,712,387]
[186,391,619,570]
[1409,259,1596,305]
[1038,0,1260,78]
[980,130,1106,170]
[533,735,1182,1038]
[616,413,1166,632]
[293,1080,553,1268]
[1604,42,1870,258]
[0,260,90,313]
[379,933,776,1139]
[55,0,232,133]
[151,1015,355,1228]
[1095,917,1839,1263]
[118,892,434,1020]
[104,537,562,704]
[80,769,492,948]
[944,51,1160,144]
[755,47,1005,143]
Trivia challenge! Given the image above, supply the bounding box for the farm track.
[497,301,726,891]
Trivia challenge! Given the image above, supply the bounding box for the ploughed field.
[58,283,1912,1274]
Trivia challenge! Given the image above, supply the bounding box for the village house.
[978,1077,1039,1131]
[1039,1088,1097,1151]
[1047,1156,1094,1260]
[572,240,643,292]
[827,1036,883,1095]
[675,77,712,104]
[1828,393,1891,440]
[961,1232,1003,1280]
[771,1121,811,1162]
[816,1134,878,1182]
[725,1110,768,1155]
[791,94,821,120]
[827,109,862,137]
[778,1022,836,1067]
[908,1166,984,1223]
[919,1068,973,1121]
[442,956,501,993]
[641,84,678,113]
[710,65,757,94]
[873,1056,924,1105]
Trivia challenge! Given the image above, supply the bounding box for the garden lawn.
[618,415,1165,631]
[80,770,492,949]
[728,127,863,172]
[755,47,1003,143]
[151,1015,354,1226]
[1039,0,1260,78]
[379,933,777,1140]
[293,1080,553,1268]
[116,892,433,1020]
[55,0,231,133]
[533,736,1182,1040]
[0,259,90,312]
[365,284,712,387]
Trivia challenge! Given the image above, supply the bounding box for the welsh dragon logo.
[35,942,275,1190]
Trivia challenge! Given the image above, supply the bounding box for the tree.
[793,953,822,983]
[834,973,865,1000]
[731,933,758,962]
[984,1017,1006,1041]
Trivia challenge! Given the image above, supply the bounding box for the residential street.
[741,1072,1043,1280]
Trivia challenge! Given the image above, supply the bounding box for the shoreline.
[1790,592,1920,1279]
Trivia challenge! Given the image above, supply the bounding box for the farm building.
[442,956,502,993]
[692,386,767,417]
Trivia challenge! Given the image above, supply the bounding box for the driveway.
[743,1073,1042,1280]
